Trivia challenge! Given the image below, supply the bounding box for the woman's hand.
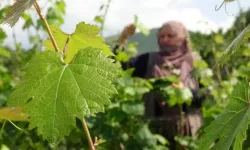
[118,24,136,44]
[172,82,184,88]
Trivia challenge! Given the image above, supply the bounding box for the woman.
[113,20,204,149]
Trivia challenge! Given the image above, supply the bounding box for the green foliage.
[7,48,120,143]
[198,79,250,150]
[216,24,250,67]
[134,15,150,36]
[0,28,7,44]
[164,86,193,106]
[1,0,250,149]
[2,0,35,27]
[114,42,138,62]
[174,136,198,150]
[94,15,104,24]
[84,69,169,150]
[21,13,34,30]
[150,76,192,106]
[43,22,114,63]
[46,0,66,25]
[0,48,10,58]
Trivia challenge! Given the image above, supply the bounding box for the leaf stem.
[179,105,184,137]
[0,120,6,137]
[237,0,242,10]
[63,34,71,55]
[33,1,59,52]
[8,120,24,131]
[82,118,96,150]
[100,0,112,36]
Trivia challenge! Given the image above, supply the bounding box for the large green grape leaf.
[42,22,114,63]
[1,0,35,27]
[198,79,250,150]
[7,47,120,143]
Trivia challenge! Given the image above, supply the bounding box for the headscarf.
[152,20,198,89]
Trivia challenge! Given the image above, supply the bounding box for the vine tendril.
[215,1,225,11]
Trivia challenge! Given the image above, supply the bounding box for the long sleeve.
[112,44,149,78]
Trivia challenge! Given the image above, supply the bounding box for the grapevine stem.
[237,0,242,10]
[8,120,24,131]
[82,118,96,150]
[63,34,71,55]
[179,105,184,137]
[33,1,59,52]
[225,2,234,16]
[100,0,112,36]
[0,120,6,137]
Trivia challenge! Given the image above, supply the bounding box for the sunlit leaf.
[0,48,10,58]
[214,34,224,44]
[8,47,120,143]
[42,22,114,63]
[94,15,104,24]
[134,15,150,36]
[198,79,250,150]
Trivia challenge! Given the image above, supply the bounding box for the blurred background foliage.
[0,0,250,149]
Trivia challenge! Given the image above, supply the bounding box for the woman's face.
[158,25,184,52]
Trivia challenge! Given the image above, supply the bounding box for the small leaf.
[56,0,66,14]
[1,0,35,27]
[136,124,157,146]
[94,138,106,146]
[21,13,34,30]
[137,24,150,36]
[216,24,250,67]
[133,15,149,36]
[0,48,10,58]
[99,4,105,11]
[0,106,29,121]
[94,15,104,24]
[164,87,193,106]
[134,15,138,25]
[198,79,250,150]
[43,22,114,63]
[154,134,169,145]
[0,28,7,44]
[8,47,120,143]
[214,34,224,44]
[121,101,145,116]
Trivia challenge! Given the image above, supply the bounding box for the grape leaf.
[134,15,149,36]
[42,22,114,64]
[1,0,35,27]
[94,15,104,24]
[7,47,120,143]
[198,79,250,150]
[121,101,145,116]
[0,48,10,58]
[215,24,250,68]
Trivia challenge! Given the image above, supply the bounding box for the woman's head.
[157,20,189,53]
